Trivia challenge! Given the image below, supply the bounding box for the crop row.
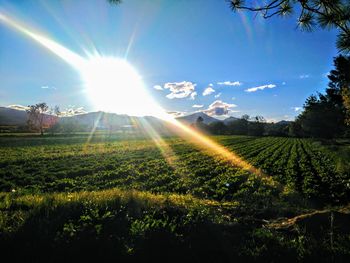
[0,135,348,204]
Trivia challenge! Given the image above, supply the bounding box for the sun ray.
[136,117,178,167]
[85,111,104,145]
[124,24,138,60]
[0,12,85,69]
[0,11,269,179]
[165,118,264,176]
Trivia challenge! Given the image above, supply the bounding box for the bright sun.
[80,56,166,118]
[0,13,170,119]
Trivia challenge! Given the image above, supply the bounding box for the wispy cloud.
[291,107,302,112]
[7,104,29,111]
[192,104,204,108]
[203,86,215,96]
[41,85,56,90]
[299,74,310,79]
[217,81,242,86]
[282,82,286,85]
[153,85,163,90]
[167,111,186,117]
[214,92,221,98]
[190,91,197,100]
[245,84,276,93]
[164,81,196,99]
[203,100,237,116]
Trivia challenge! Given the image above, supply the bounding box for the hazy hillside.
[223,116,239,124]
[0,107,27,126]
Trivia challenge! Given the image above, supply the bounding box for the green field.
[1,134,350,262]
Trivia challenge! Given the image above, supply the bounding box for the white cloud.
[41,85,56,90]
[217,81,242,86]
[214,92,221,98]
[192,104,204,108]
[245,84,276,93]
[60,106,86,116]
[203,100,237,116]
[292,107,302,112]
[167,111,186,117]
[203,87,215,96]
[153,85,163,90]
[299,74,310,79]
[282,82,286,85]
[190,91,197,100]
[164,81,196,99]
[7,104,29,111]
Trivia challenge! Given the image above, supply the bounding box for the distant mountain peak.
[223,116,239,124]
[176,112,219,124]
[276,120,291,125]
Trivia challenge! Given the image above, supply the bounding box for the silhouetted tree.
[328,55,350,124]
[265,122,290,136]
[297,93,346,138]
[193,116,209,132]
[227,116,249,135]
[46,106,61,135]
[248,115,266,136]
[289,120,304,137]
[208,121,227,135]
[26,103,49,135]
[293,55,350,138]
[230,0,350,53]
[196,116,204,124]
[241,114,250,121]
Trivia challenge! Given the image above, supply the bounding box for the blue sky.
[0,0,338,121]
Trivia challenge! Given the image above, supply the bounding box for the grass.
[0,133,349,262]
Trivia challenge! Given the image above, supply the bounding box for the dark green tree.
[265,122,290,136]
[289,120,304,137]
[208,121,228,135]
[248,115,266,136]
[227,116,249,135]
[229,0,350,53]
[294,55,350,138]
[327,55,350,124]
[297,93,346,138]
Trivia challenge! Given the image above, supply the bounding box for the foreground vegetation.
[0,133,349,261]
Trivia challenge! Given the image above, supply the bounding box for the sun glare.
[0,11,265,177]
[81,56,162,117]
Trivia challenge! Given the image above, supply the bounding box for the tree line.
[23,54,350,139]
[195,55,350,139]
[24,104,90,135]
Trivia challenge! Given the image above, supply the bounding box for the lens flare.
[0,11,267,178]
[167,119,263,176]
[81,56,164,117]
[0,13,85,69]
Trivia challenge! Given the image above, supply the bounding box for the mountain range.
[0,106,290,128]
